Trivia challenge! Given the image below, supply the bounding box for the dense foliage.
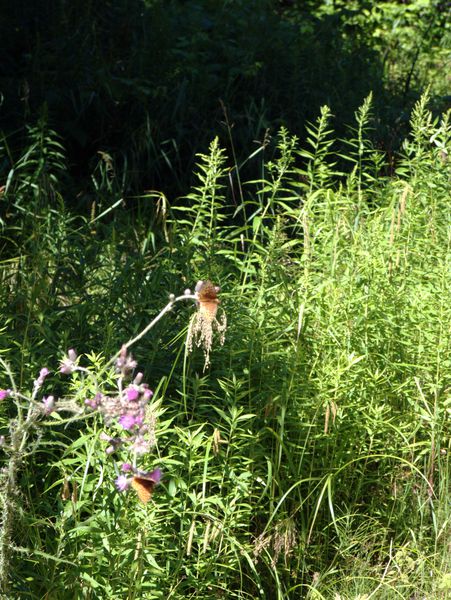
[0,1,450,599]
[1,0,449,196]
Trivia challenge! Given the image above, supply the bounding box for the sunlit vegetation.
[0,1,450,598]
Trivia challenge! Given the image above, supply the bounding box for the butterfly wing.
[197,281,220,320]
[131,468,162,504]
[131,477,155,504]
[197,280,219,301]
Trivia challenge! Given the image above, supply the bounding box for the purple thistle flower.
[115,475,131,492]
[133,372,144,385]
[118,413,138,430]
[121,463,133,472]
[34,367,50,389]
[0,389,11,400]
[125,386,139,401]
[143,388,153,400]
[84,392,103,410]
[60,349,78,374]
[42,395,55,415]
[115,345,137,377]
[99,432,123,454]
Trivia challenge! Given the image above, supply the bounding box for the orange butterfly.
[196,280,220,321]
[131,468,162,504]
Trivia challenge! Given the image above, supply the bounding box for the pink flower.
[121,463,133,472]
[132,435,151,455]
[133,372,144,385]
[34,367,50,389]
[0,389,11,400]
[115,475,131,492]
[118,414,138,430]
[42,395,55,415]
[115,346,137,376]
[84,393,102,410]
[143,388,153,400]
[99,433,123,454]
[60,349,77,374]
[125,387,139,401]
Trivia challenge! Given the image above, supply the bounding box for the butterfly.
[195,280,220,321]
[131,468,162,504]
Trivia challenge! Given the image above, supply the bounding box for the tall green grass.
[0,93,450,599]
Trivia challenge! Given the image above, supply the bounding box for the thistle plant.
[0,280,225,593]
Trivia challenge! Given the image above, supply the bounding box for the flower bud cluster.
[59,348,78,374]
[34,367,50,390]
[84,350,156,458]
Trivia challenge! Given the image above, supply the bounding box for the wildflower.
[144,406,157,447]
[96,395,123,424]
[99,432,123,455]
[60,349,78,374]
[187,280,227,369]
[133,372,143,385]
[115,475,131,492]
[142,386,154,401]
[0,389,11,400]
[34,367,50,389]
[92,354,157,471]
[121,462,133,472]
[132,435,151,455]
[125,386,139,401]
[118,413,140,430]
[84,392,102,410]
[42,395,55,415]
[115,345,137,377]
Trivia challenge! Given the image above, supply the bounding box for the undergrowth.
[0,92,450,599]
